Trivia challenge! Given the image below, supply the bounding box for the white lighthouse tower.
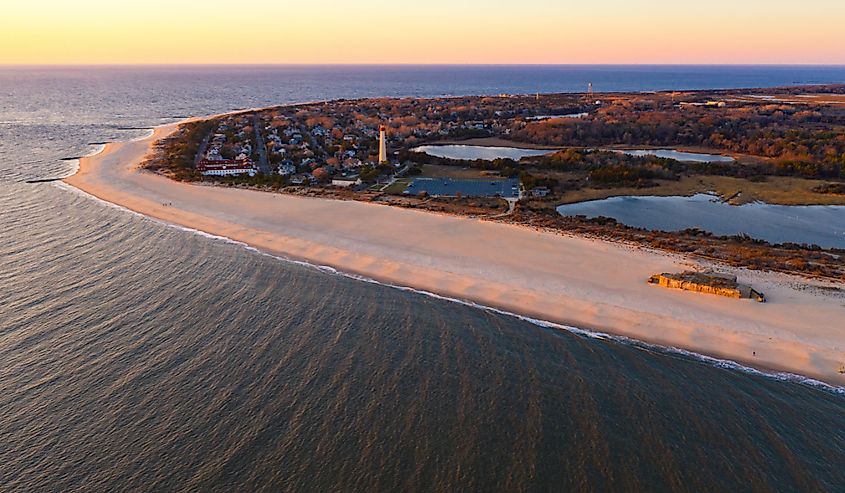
[378,124,388,164]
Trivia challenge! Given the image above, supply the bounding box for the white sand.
[65,123,845,386]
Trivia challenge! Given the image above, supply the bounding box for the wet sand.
[65,123,845,386]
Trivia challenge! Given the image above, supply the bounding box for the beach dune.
[65,124,845,386]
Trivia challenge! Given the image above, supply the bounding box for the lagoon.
[413,144,554,161]
[557,193,845,248]
[614,149,735,163]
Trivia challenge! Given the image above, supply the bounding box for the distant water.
[413,144,554,161]
[527,112,589,120]
[614,149,736,163]
[557,193,845,248]
[2,66,845,491]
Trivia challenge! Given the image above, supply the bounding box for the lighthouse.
[378,124,388,164]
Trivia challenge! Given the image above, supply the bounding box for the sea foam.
[56,180,845,396]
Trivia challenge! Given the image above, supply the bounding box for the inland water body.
[2,65,844,491]
[557,193,845,249]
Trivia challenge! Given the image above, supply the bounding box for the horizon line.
[3,62,845,68]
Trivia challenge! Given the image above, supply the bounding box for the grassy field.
[383,178,411,195]
[555,175,845,206]
[420,164,494,179]
[730,93,845,105]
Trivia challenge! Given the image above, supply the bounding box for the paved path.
[252,115,271,175]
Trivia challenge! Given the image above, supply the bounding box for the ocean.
[1,65,844,492]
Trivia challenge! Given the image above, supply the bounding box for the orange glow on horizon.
[1,0,844,65]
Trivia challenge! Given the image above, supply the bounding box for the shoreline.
[52,179,845,394]
[63,120,845,386]
[432,137,563,150]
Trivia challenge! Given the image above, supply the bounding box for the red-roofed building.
[197,159,258,177]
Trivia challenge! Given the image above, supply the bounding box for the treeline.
[511,104,845,179]
[145,119,217,181]
[399,150,523,177]
[535,148,845,182]
[813,182,845,195]
[207,173,290,189]
[401,148,678,188]
[445,128,492,139]
[531,150,678,186]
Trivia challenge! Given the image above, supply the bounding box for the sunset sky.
[2,0,844,65]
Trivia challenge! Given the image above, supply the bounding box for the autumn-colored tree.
[312,167,330,182]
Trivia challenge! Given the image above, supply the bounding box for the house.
[277,163,297,176]
[531,186,551,198]
[205,148,223,161]
[331,176,362,187]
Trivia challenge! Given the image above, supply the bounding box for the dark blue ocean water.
[1,66,844,491]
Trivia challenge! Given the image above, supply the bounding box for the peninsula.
[65,87,845,386]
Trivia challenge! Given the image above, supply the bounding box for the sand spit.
[64,122,845,386]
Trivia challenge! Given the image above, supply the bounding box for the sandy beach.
[64,123,845,386]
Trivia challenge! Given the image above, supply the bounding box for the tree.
[312,167,330,182]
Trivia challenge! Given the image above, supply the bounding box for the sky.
[2,0,844,65]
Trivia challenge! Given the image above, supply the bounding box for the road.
[194,133,211,166]
[252,115,271,175]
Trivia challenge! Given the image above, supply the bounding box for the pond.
[611,149,735,163]
[412,145,554,161]
[526,113,589,120]
[557,193,845,248]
